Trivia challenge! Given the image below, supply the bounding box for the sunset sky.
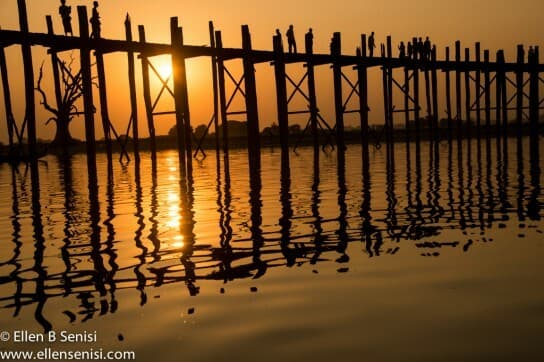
[0,0,543,143]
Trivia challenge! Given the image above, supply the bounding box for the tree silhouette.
[34,56,93,150]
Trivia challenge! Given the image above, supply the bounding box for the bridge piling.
[138,25,157,156]
[77,5,97,165]
[445,47,452,138]
[332,32,345,152]
[484,50,491,135]
[464,48,471,134]
[241,25,260,171]
[273,33,289,157]
[516,45,524,139]
[475,42,481,138]
[170,17,188,173]
[125,15,140,159]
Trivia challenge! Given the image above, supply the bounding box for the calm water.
[0,137,543,361]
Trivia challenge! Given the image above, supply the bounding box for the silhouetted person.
[90,1,101,39]
[368,31,376,57]
[59,0,72,36]
[398,41,406,59]
[528,46,534,62]
[417,37,424,60]
[305,28,313,54]
[423,36,431,60]
[407,41,413,59]
[286,25,297,54]
[275,28,283,49]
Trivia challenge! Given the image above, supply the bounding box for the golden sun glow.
[157,62,172,79]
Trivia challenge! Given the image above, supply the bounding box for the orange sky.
[0,0,543,143]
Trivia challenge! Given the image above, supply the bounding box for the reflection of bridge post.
[279,148,294,265]
[310,148,324,264]
[335,145,349,262]
[248,152,266,277]
[179,163,198,295]
[360,141,375,256]
[29,161,51,331]
[217,150,233,278]
[133,157,148,305]
[104,156,119,313]
[59,156,75,296]
[87,159,107,300]
[8,166,23,317]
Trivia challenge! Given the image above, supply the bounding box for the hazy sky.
[0,0,543,143]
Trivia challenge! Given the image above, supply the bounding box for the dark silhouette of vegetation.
[34,57,92,150]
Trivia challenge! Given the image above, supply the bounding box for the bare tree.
[34,56,89,149]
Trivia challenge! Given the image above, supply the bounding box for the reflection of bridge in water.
[0,134,541,331]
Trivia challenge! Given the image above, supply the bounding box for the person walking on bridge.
[59,0,73,36]
[286,25,297,54]
[368,31,376,57]
[90,1,101,39]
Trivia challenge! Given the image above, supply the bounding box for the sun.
[157,61,172,79]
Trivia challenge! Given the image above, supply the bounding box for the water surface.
[0,137,543,361]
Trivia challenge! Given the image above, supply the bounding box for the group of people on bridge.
[58,0,101,39]
[398,37,435,60]
[275,25,314,54]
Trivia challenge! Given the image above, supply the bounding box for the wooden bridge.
[1,1,542,175]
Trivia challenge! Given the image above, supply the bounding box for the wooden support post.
[404,64,410,131]
[0,44,15,148]
[445,47,452,138]
[332,32,345,151]
[215,31,229,156]
[18,0,37,154]
[431,46,439,136]
[413,58,420,141]
[464,48,471,134]
[499,50,508,137]
[46,17,63,117]
[95,46,113,156]
[125,14,139,158]
[241,25,260,170]
[515,45,526,131]
[138,25,156,155]
[273,33,289,155]
[306,39,319,153]
[495,50,502,135]
[386,36,394,141]
[424,54,432,123]
[455,41,462,134]
[178,26,192,166]
[484,50,491,134]
[516,45,525,138]
[382,53,390,140]
[529,46,539,159]
[170,17,187,169]
[77,6,97,164]
[358,34,369,148]
[209,21,220,154]
[475,42,481,137]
